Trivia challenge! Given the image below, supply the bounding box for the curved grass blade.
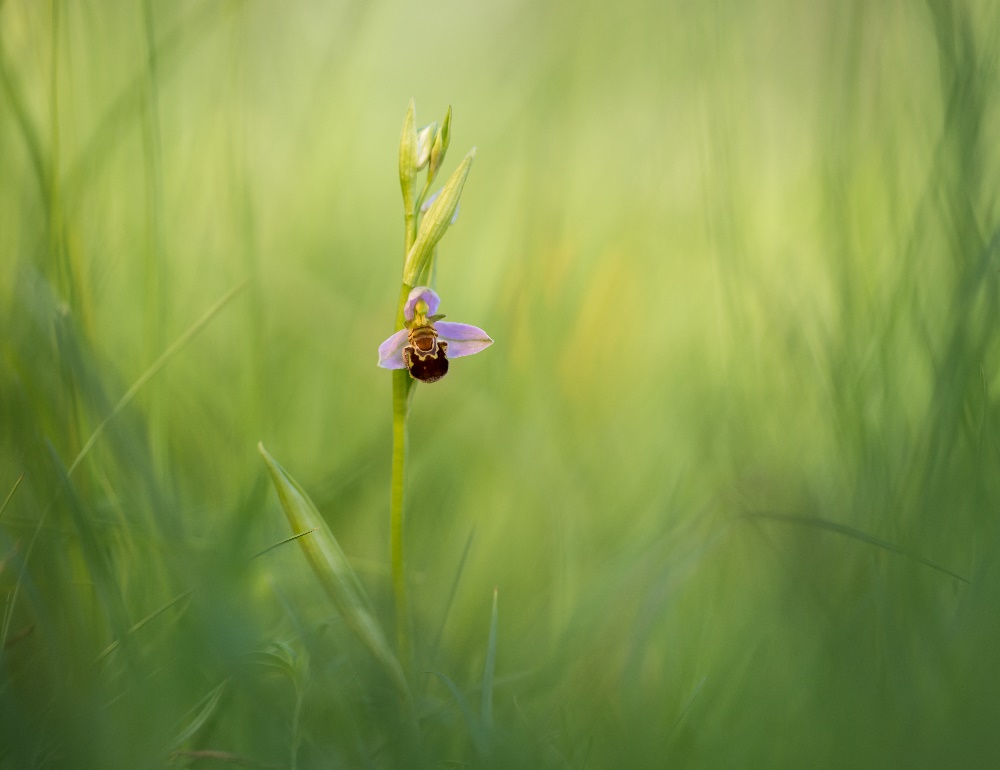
[250,528,317,560]
[744,511,970,583]
[168,750,281,769]
[95,589,193,663]
[0,474,24,522]
[67,279,248,479]
[169,679,228,751]
[257,442,411,707]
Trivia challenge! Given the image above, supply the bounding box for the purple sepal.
[436,322,493,358]
[377,328,409,369]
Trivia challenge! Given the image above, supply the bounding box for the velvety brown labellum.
[403,338,449,383]
[403,325,449,383]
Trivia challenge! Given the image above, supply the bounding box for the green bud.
[429,132,444,181]
[402,147,476,285]
[398,99,418,216]
[429,105,453,178]
[415,122,437,170]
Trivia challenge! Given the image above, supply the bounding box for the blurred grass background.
[2,0,1000,767]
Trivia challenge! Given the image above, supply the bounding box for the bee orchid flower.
[378,286,492,383]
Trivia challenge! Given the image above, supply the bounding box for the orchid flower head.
[378,286,492,382]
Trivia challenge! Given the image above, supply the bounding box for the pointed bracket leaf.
[403,147,476,284]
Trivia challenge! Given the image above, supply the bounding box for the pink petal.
[377,328,409,369]
[403,287,441,322]
[436,321,493,359]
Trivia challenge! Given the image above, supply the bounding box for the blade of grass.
[169,679,228,751]
[67,279,249,478]
[46,440,132,635]
[167,750,282,769]
[250,529,318,560]
[428,671,487,756]
[481,587,498,727]
[0,474,24,522]
[427,526,476,668]
[0,281,248,656]
[140,0,168,481]
[95,589,192,663]
[63,1,233,199]
[0,32,51,212]
[744,511,970,583]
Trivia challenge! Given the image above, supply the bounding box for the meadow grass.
[2,1,999,767]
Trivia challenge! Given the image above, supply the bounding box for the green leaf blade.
[257,442,411,705]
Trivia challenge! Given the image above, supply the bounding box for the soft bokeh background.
[2,0,999,767]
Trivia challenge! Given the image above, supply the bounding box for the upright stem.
[391,272,415,669]
[391,116,434,669]
[390,371,410,668]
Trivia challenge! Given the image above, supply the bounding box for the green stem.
[391,276,415,670]
[404,213,417,261]
[392,143,430,671]
[390,369,410,668]
[414,172,434,222]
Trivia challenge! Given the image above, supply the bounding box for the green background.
[2,1,999,767]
